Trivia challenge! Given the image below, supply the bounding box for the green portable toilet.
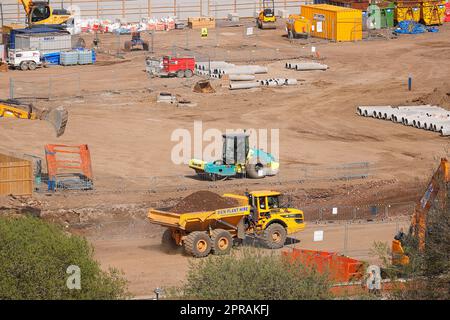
[367,4,382,29]
[380,2,395,28]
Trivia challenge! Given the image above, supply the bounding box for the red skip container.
[282,248,365,283]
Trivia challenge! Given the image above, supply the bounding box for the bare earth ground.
[1,20,449,296]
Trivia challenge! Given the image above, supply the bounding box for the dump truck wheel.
[161,229,178,253]
[211,229,232,255]
[263,223,287,249]
[184,231,212,257]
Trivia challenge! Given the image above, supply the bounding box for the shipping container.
[395,1,421,23]
[420,1,446,25]
[0,153,33,196]
[300,4,363,41]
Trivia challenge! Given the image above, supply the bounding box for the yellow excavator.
[0,99,68,137]
[392,158,450,266]
[18,0,72,28]
[256,0,277,29]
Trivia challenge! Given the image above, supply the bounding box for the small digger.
[0,99,68,137]
[148,190,305,257]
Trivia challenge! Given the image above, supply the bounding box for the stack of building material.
[285,61,329,71]
[357,105,450,136]
[188,17,216,29]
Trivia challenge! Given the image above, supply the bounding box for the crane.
[392,158,450,265]
[18,0,71,27]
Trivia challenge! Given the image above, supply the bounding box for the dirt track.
[90,218,410,296]
[1,20,449,296]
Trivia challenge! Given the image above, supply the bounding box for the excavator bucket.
[42,106,68,137]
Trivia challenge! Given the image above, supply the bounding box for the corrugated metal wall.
[0,153,33,196]
[0,0,311,24]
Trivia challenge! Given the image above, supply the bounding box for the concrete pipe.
[294,62,328,71]
[356,106,391,117]
[229,81,261,90]
[286,79,298,85]
[229,74,256,81]
[441,125,450,136]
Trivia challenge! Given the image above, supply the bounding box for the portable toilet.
[420,1,446,25]
[367,4,382,29]
[395,1,421,23]
[380,2,395,28]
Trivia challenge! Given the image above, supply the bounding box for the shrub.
[172,248,332,300]
[0,216,129,299]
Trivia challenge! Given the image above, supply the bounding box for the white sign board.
[313,230,324,242]
[332,207,338,215]
[246,27,254,36]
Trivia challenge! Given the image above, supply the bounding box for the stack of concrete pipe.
[357,105,450,136]
[285,61,329,71]
[195,61,268,78]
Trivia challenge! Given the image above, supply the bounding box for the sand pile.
[412,84,450,110]
[171,190,239,213]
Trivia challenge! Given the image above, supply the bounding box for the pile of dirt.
[171,190,239,213]
[411,84,450,110]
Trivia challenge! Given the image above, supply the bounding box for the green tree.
[171,248,332,300]
[0,216,129,299]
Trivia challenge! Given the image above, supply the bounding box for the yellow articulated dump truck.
[148,190,306,257]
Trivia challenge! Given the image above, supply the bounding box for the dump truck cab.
[247,190,305,234]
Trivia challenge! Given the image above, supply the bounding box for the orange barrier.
[45,144,93,191]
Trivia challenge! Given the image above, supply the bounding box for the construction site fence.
[0,1,313,25]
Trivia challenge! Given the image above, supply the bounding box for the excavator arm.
[0,99,68,137]
[392,158,450,265]
[18,0,34,15]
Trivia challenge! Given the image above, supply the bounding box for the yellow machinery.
[421,1,446,25]
[395,1,421,23]
[18,0,71,27]
[392,158,449,266]
[148,190,306,257]
[0,99,68,137]
[257,0,277,29]
[286,14,311,39]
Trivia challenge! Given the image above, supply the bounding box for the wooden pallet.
[188,17,216,29]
